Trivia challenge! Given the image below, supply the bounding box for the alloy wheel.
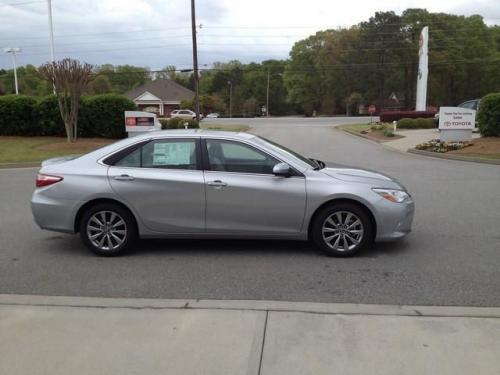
[322,211,364,252]
[86,210,127,251]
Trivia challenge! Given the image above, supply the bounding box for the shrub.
[0,95,37,135]
[166,117,199,129]
[477,92,500,137]
[36,95,66,136]
[80,94,136,138]
[380,110,436,122]
[382,129,395,137]
[397,118,414,128]
[397,117,435,129]
[159,118,169,129]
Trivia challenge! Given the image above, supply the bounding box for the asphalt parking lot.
[1,117,499,306]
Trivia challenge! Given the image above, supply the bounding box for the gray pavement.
[0,117,499,306]
[1,295,499,375]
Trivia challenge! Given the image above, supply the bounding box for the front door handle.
[207,180,227,187]
[113,174,135,181]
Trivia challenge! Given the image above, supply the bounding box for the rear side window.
[109,138,199,170]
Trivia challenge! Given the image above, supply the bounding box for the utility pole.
[266,69,270,117]
[227,81,232,118]
[190,0,200,122]
[4,48,21,95]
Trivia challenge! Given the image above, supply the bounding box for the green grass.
[200,124,250,132]
[337,123,371,133]
[0,137,112,164]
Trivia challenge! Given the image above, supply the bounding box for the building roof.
[124,79,194,102]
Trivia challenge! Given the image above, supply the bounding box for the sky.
[0,0,499,70]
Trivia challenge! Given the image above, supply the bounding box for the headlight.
[372,188,411,203]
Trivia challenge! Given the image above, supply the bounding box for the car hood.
[320,167,403,189]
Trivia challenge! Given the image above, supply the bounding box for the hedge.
[79,94,136,138]
[0,95,38,136]
[477,93,500,137]
[162,117,199,129]
[37,95,66,136]
[380,110,436,122]
[0,94,136,138]
[397,117,435,129]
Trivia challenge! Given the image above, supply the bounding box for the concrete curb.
[408,148,500,165]
[0,162,40,169]
[338,127,384,143]
[1,294,500,318]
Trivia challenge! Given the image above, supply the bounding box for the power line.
[1,22,498,42]
[0,0,46,6]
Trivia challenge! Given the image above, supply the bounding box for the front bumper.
[374,198,415,242]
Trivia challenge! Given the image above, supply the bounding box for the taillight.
[36,174,63,188]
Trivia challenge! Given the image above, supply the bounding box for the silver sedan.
[31,130,414,256]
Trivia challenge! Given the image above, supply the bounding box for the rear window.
[106,138,198,170]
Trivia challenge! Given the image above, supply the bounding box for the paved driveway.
[1,117,499,306]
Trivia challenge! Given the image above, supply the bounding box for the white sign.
[125,111,161,134]
[152,142,191,166]
[438,107,475,130]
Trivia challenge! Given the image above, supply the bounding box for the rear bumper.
[31,191,79,233]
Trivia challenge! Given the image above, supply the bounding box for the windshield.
[255,136,319,169]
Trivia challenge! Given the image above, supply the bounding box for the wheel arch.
[74,198,138,233]
[307,198,377,240]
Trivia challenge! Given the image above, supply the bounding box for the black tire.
[311,202,374,257]
[79,203,137,256]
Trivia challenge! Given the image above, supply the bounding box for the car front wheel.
[79,203,137,256]
[311,202,373,257]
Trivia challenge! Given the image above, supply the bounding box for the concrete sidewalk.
[1,295,499,375]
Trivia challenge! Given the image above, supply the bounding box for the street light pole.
[47,0,55,62]
[266,69,270,117]
[227,81,232,118]
[190,0,200,122]
[4,48,21,95]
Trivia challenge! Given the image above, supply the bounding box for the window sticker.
[153,142,192,166]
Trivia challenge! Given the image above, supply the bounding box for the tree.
[38,58,94,142]
[89,74,113,94]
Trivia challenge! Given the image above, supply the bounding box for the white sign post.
[438,107,475,142]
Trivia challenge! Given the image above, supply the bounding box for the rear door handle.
[113,174,135,181]
[207,180,227,187]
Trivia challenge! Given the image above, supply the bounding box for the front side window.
[206,139,279,174]
[114,139,198,170]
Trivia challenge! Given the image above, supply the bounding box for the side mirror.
[273,162,292,177]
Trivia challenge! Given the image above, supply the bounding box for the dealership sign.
[125,111,161,137]
[438,107,476,130]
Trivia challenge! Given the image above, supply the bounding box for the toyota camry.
[31,130,414,256]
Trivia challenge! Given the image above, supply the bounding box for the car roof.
[136,129,256,140]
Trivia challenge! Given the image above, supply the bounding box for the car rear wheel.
[311,202,373,257]
[79,203,137,256]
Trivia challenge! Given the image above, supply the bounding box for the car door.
[203,138,306,235]
[107,137,205,233]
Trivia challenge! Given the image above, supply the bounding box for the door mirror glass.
[273,162,291,177]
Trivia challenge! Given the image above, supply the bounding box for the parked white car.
[206,113,220,118]
[171,109,203,120]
